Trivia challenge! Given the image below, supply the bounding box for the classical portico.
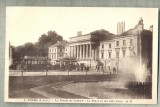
[69,33,98,61]
[69,42,97,60]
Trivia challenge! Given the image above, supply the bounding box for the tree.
[90,29,115,49]
[37,30,63,56]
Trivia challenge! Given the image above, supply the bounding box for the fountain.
[123,34,152,97]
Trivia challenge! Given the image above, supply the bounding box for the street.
[9,70,111,76]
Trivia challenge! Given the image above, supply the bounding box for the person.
[85,65,87,72]
[113,66,116,74]
[101,65,104,73]
[97,66,100,72]
[80,64,83,71]
[76,63,79,71]
[24,64,27,72]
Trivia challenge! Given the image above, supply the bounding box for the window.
[109,52,111,58]
[101,52,104,58]
[35,61,37,64]
[123,40,126,46]
[116,41,119,46]
[32,61,34,64]
[102,44,104,49]
[116,51,119,58]
[109,44,111,48]
[123,50,126,57]
[60,48,62,52]
[54,54,56,59]
[130,39,133,46]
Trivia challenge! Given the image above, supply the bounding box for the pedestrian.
[87,65,89,71]
[113,66,116,74]
[97,66,100,72]
[80,64,83,71]
[24,64,27,72]
[101,66,104,73]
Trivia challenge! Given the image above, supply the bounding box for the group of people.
[63,62,90,72]
[95,65,117,74]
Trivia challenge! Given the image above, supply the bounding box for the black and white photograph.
[5,7,158,104]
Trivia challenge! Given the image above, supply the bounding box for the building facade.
[48,41,68,65]
[48,18,153,71]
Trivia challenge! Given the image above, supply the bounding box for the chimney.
[137,17,144,31]
[117,21,125,35]
[149,25,153,32]
[77,31,82,36]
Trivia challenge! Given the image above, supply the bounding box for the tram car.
[21,56,51,71]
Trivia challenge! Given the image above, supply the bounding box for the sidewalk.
[9,70,111,76]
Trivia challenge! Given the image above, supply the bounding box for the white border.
[4,7,158,104]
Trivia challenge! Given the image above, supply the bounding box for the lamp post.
[90,59,91,68]
[23,55,28,76]
[115,48,120,73]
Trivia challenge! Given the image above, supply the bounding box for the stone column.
[75,45,77,58]
[73,46,75,57]
[72,46,73,57]
[86,44,89,60]
[83,44,85,59]
[73,45,75,58]
[76,45,78,59]
[70,46,72,57]
[77,45,79,59]
[70,46,71,57]
[89,44,92,59]
[80,45,82,60]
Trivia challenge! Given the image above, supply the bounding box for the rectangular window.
[109,52,111,58]
[60,48,62,52]
[123,50,126,57]
[109,44,111,48]
[102,44,104,49]
[116,51,119,58]
[130,39,133,46]
[116,41,119,46]
[32,61,34,64]
[101,52,104,58]
[123,40,126,46]
[55,53,56,59]
[35,61,37,64]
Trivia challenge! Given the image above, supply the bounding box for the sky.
[6,7,158,46]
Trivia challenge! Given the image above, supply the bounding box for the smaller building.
[48,40,69,65]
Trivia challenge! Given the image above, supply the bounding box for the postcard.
[5,7,158,104]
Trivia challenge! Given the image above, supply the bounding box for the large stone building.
[48,18,153,71]
[48,40,68,65]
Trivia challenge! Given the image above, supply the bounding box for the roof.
[24,56,49,60]
[118,25,152,37]
[119,27,139,36]
[48,40,68,48]
[90,29,116,42]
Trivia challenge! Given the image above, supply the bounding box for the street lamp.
[115,48,120,73]
[23,55,28,76]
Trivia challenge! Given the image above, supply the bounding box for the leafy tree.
[11,30,63,66]
[90,29,115,49]
[37,30,63,56]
